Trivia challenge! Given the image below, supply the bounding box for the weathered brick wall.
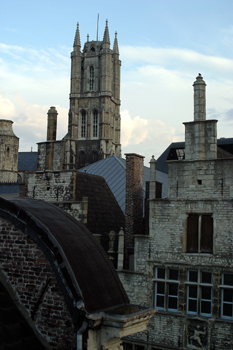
[26,171,83,222]
[0,216,76,349]
[27,171,76,202]
[125,154,144,269]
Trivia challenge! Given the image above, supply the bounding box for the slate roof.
[157,138,233,174]
[74,172,125,253]
[18,152,38,171]
[0,279,47,350]
[79,155,168,212]
[0,183,19,197]
[0,197,129,316]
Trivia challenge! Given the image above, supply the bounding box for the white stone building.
[119,74,233,350]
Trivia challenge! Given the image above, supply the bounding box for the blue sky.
[1,0,233,165]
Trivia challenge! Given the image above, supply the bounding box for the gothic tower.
[65,20,121,169]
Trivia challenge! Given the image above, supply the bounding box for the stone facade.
[38,20,121,173]
[0,120,19,182]
[26,170,86,222]
[119,75,233,350]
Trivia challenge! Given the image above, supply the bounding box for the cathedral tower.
[66,20,121,169]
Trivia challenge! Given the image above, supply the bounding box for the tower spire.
[73,23,81,49]
[103,19,110,43]
[113,31,119,54]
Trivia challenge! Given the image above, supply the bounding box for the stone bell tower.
[65,20,121,169]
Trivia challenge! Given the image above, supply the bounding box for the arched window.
[6,147,10,158]
[92,151,98,163]
[90,66,94,91]
[81,111,86,138]
[93,110,98,138]
[80,151,86,167]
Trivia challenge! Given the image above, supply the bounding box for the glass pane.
[223,289,233,302]
[157,268,165,279]
[201,271,212,284]
[123,343,133,350]
[156,295,164,308]
[189,285,197,298]
[168,283,178,296]
[168,297,177,310]
[157,282,165,294]
[135,346,145,350]
[169,269,178,280]
[189,270,198,282]
[202,286,211,300]
[223,303,233,317]
[188,299,197,313]
[224,273,233,286]
[201,300,211,314]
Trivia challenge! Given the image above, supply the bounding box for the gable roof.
[0,197,129,316]
[79,155,168,213]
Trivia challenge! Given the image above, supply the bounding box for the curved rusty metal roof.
[0,197,129,318]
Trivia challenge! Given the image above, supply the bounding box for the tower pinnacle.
[103,19,110,43]
[113,31,119,54]
[73,23,81,49]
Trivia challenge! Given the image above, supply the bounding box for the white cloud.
[121,109,179,165]
[0,41,232,164]
[0,92,68,151]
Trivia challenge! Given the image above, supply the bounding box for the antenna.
[96,14,99,41]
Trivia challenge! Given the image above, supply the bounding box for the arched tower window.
[90,66,94,91]
[6,147,10,158]
[81,111,86,138]
[93,110,98,138]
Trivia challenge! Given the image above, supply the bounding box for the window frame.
[154,267,179,313]
[90,66,94,91]
[186,213,213,254]
[81,111,87,139]
[186,269,213,317]
[220,272,233,320]
[93,110,98,138]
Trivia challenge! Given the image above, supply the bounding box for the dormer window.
[81,111,86,138]
[90,66,94,91]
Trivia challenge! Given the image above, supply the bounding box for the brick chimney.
[125,153,144,270]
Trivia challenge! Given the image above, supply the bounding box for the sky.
[0,0,233,166]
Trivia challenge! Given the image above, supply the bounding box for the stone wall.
[0,216,76,349]
[26,170,84,222]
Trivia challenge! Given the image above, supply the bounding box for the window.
[187,214,213,253]
[93,110,98,137]
[123,343,145,350]
[187,270,212,317]
[221,273,233,319]
[154,267,179,312]
[90,66,94,91]
[81,111,86,138]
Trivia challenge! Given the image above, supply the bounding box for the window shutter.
[200,215,213,253]
[187,214,198,252]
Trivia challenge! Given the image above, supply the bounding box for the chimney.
[45,106,58,170]
[184,74,217,161]
[125,153,144,270]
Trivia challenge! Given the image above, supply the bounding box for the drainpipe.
[77,318,88,350]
